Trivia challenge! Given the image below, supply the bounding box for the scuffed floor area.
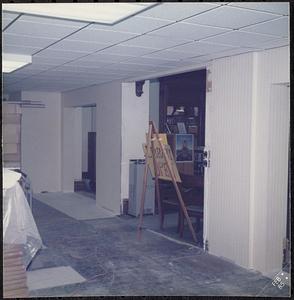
[27,198,290,297]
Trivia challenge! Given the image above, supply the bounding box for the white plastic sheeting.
[3,168,42,268]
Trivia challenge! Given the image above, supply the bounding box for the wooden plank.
[150,129,163,229]
[3,244,29,299]
[137,124,153,240]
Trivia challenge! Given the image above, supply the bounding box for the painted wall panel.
[149,80,160,128]
[121,81,150,205]
[21,91,62,193]
[206,46,289,275]
[61,106,82,192]
[206,53,254,268]
[251,46,290,275]
[62,81,122,214]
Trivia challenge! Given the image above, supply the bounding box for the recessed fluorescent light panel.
[2,53,32,73]
[2,3,157,25]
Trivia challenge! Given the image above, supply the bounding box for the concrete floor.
[28,198,290,297]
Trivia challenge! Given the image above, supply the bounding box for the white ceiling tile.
[3,12,20,20]
[99,44,158,57]
[2,12,19,29]
[3,44,41,55]
[102,62,156,72]
[5,19,85,39]
[150,22,231,41]
[240,17,289,38]
[159,60,199,68]
[89,16,173,34]
[39,69,116,82]
[32,56,74,66]
[124,56,182,66]
[202,31,279,48]
[52,65,104,75]
[36,70,78,78]
[3,33,57,48]
[122,34,189,49]
[94,68,131,76]
[2,18,12,28]
[139,3,220,21]
[171,41,237,55]
[65,59,111,68]
[161,58,208,68]
[83,52,137,63]
[33,49,88,60]
[23,63,54,71]
[11,65,47,76]
[194,47,260,61]
[69,28,138,44]
[228,2,289,16]
[50,39,109,53]
[184,6,280,29]
[144,50,195,60]
[249,38,289,50]
[17,14,87,27]
[147,65,180,73]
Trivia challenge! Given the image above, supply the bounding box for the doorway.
[74,105,96,199]
[157,69,207,246]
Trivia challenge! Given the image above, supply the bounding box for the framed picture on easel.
[175,134,194,162]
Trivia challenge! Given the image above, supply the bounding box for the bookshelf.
[158,69,206,176]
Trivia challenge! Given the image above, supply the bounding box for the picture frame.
[175,134,194,162]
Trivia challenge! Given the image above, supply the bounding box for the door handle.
[203,150,210,168]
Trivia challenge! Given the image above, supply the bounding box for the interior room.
[2,2,291,297]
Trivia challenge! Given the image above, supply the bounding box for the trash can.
[128,159,155,217]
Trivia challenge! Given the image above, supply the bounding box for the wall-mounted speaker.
[135,80,145,97]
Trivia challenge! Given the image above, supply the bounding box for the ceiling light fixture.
[2,53,32,73]
[2,3,157,25]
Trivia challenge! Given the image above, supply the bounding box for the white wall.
[250,46,290,276]
[121,81,150,205]
[149,79,160,128]
[61,106,82,192]
[205,53,254,268]
[205,46,290,275]
[21,91,62,193]
[62,81,122,214]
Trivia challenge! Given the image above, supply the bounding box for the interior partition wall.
[204,46,290,276]
[62,81,122,215]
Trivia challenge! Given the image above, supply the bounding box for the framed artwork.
[175,134,194,162]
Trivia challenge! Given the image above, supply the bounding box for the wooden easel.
[137,121,197,243]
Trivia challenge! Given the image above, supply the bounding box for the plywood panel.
[251,46,290,275]
[205,52,254,268]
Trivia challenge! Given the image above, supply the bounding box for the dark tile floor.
[28,199,291,297]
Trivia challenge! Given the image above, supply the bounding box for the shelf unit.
[159,69,206,176]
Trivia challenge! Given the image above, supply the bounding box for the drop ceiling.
[2,2,289,94]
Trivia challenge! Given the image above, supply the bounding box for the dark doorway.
[157,69,207,245]
[74,105,96,197]
[88,132,96,193]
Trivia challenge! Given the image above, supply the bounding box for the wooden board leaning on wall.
[142,133,181,183]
